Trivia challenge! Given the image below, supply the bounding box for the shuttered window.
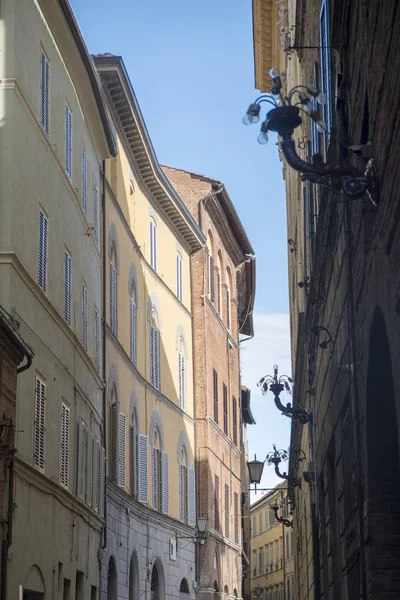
[130,298,137,365]
[77,420,87,502]
[93,438,101,513]
[149,219,157,271]
[118,412,126,488]
[161,451,169,514]
[187,467,196,526]
[210,256,215,301]
[152,446,160,511]
[138,434,148,503]
[150,326,160,390]
[81,146,87,213]
[176,253,183,301]
[179,463,187,522]
[225,484,229,538]
[60,402,70,489]
[86,431,93,506]
[109,262,117,334]
[93,185,99,248]
[110,403,118,482]
[130,425,138,497]
[320,0,332,151]
[82,283,88,351]
[37,209,48,293]
[178,353,186,411]
[40,50,50,136]
[216,268,221,314]
[232,396,238,446]
[226,287,230,329]
[65,103,72,179]
[34,376,46,471]
[214,474,220,531]
[234,492,239,543]
[99,447,106,517]
[94,309,100,373]
[213,369,218,424]
[223,383,228,434]
[63,250,72,326]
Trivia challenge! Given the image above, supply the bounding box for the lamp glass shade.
[255,586,263,598]
[247,458,265,484]
[197,516,208,533]
[0,423,8,443]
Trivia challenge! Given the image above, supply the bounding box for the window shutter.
[60,403,70,488]
[234,492,239,543]
[150,326,155,385]
[65,104,72,179]
[232,396,237,446]
[63,250,72,325]
[152,447,158,510]
[118,412,126,488]
[34,376,46,471]
[93,438,100,512]
[155,330,160,389]
[93,185,99,247]
[213,369,218,424]
[40,51,50,136]
[150,220,157,271]
[179,464,185,521]
[320,0,332,151]
[178,354,186,411]
[109,263,117,334]
[138,434,148,504]
[81,146,87,213]
[223,384,228,434]
[82,283,88,351]
[130,298,137,364]
[110,404,118,482]
[225,484,229,538]
[226,288,230,328]
[99,446,105,517]
[94,309,101,373]
[37,210,48,293]
[161,451,169,514]
[77,420,87,501]
[86,431,93,506]
[150,327,160,390]
[216,269,221,314]
[176,254,183,301]
[210,256,215,301]
[187,467,196,526]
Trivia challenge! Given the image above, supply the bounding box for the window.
[210,255,215,301]
[270,542,274,568]
[226,285,230,329]
[93,185,99,247]
[213,369,218,423]
[152,429,168,513]
[259,511,263,533]
[40,50,50,136]
[269,507,276,528]
[179,447,188,523]
[223,384,228,434]
[234,492,239,544]
[82,283,88,351]
[232,396,237,446]
[178,339,186,411]
[252,515,257,536]
[60,402,70,488]
[130,289,137,365]
[94,309,100,373]
[138,433,148,504]
[214,474,220,531]
[130,414,138,498]
[77,420,87,501]
[259,549,264,575]
[109,254,117,335]
[265,545,269,573]
[320,0,332,151]
[81,146,87,213]
[275,540,279,567]
[216,266,221,314]
[150,323,160,390]
[110,403,126,488]
[176,252,183,301]
[63,250,72,326]
[225,484,229,538]
[34,376,46,471]
[149,218,157,271]
[37,209,48,293]
[65,103,72,179]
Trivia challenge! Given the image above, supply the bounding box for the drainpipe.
[101,160,108,551]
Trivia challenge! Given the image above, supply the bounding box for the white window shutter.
[161,451,169,515]
[63,250,72,325]
[152,447,158,510]
[40,51,50,136]
[82,283,88,351]
[110,404,118,481]
[138,434,148,504]
[34,376,46,471]
[130,299,136,364]
[94,309,100,373]
[65,104,72,179]
[176,254,183,301]
[37,210,48,293]
[86,431,93,506]
[150,220,157,270]
[93,185,99,247]
[109,262,117,334]
[155,330,160,389]
[118,412,126,488]
[93,438,100,512]
[99,446,106,517]
[182,357,186,412]
[179,464,185,522]
[178,354,183,408]
[77,420,87,501]
[187,467,196,526]
[81,146,87,213]
[60,403,70,488]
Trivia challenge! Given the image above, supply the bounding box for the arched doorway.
[108,556,117,600]
[22,564,45,600]
[151,561,165,600]
[365,308,400,595]
[129,551,139,600]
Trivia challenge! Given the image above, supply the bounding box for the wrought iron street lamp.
[266,445,301,488]
[257,364,311,424]
[270,501,293,528]
[176,516,209,544]
[254,586,264,598]
[243,69,378,205]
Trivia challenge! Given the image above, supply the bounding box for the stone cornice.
[252,0,280,92]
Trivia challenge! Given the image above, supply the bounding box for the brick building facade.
[164,167,256,600]
[251,0,400,599]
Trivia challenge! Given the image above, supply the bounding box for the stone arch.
[108,364,120,407]
[224,585,229,595]
[23,564,46,594]
[233,588,238,598]
[128,262,139,304]
[147,293,162,332]
[179,578,190,594]
[207,229,214,255]
[149,410,164,450]
[130,390,140,430]
[129,550,140,600]
[175,324,188,359]
[214,581,220,592]
[150,558,166,600]
[107,555,118,600]
[108,222,120,273]
[176,430,190,464]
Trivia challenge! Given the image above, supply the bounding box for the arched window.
[129,281,137,365]
[108,557,117,600]
[152,428,162,511]
[176,252,183,302]
[149,217,157,271]
[150,308,160,390]
[179,579,190,594]
[226,267,232,330]
[207,231,215,301]
[109,244,117,335]
[179,446,188,523]
[109,368,126,488]
[178,337,186,411]
[216,252,222,315]
[129,552,139,600]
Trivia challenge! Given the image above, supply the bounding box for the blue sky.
[71,0,291,493]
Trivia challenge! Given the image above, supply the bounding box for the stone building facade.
[251,0,400,599]
[164,167,256,600]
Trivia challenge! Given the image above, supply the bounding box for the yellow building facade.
[94,54,205,599]
[250,484,295,600]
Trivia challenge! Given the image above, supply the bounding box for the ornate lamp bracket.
[258,364,312,424]
[266,445,302,488]
[271,502,293,528]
